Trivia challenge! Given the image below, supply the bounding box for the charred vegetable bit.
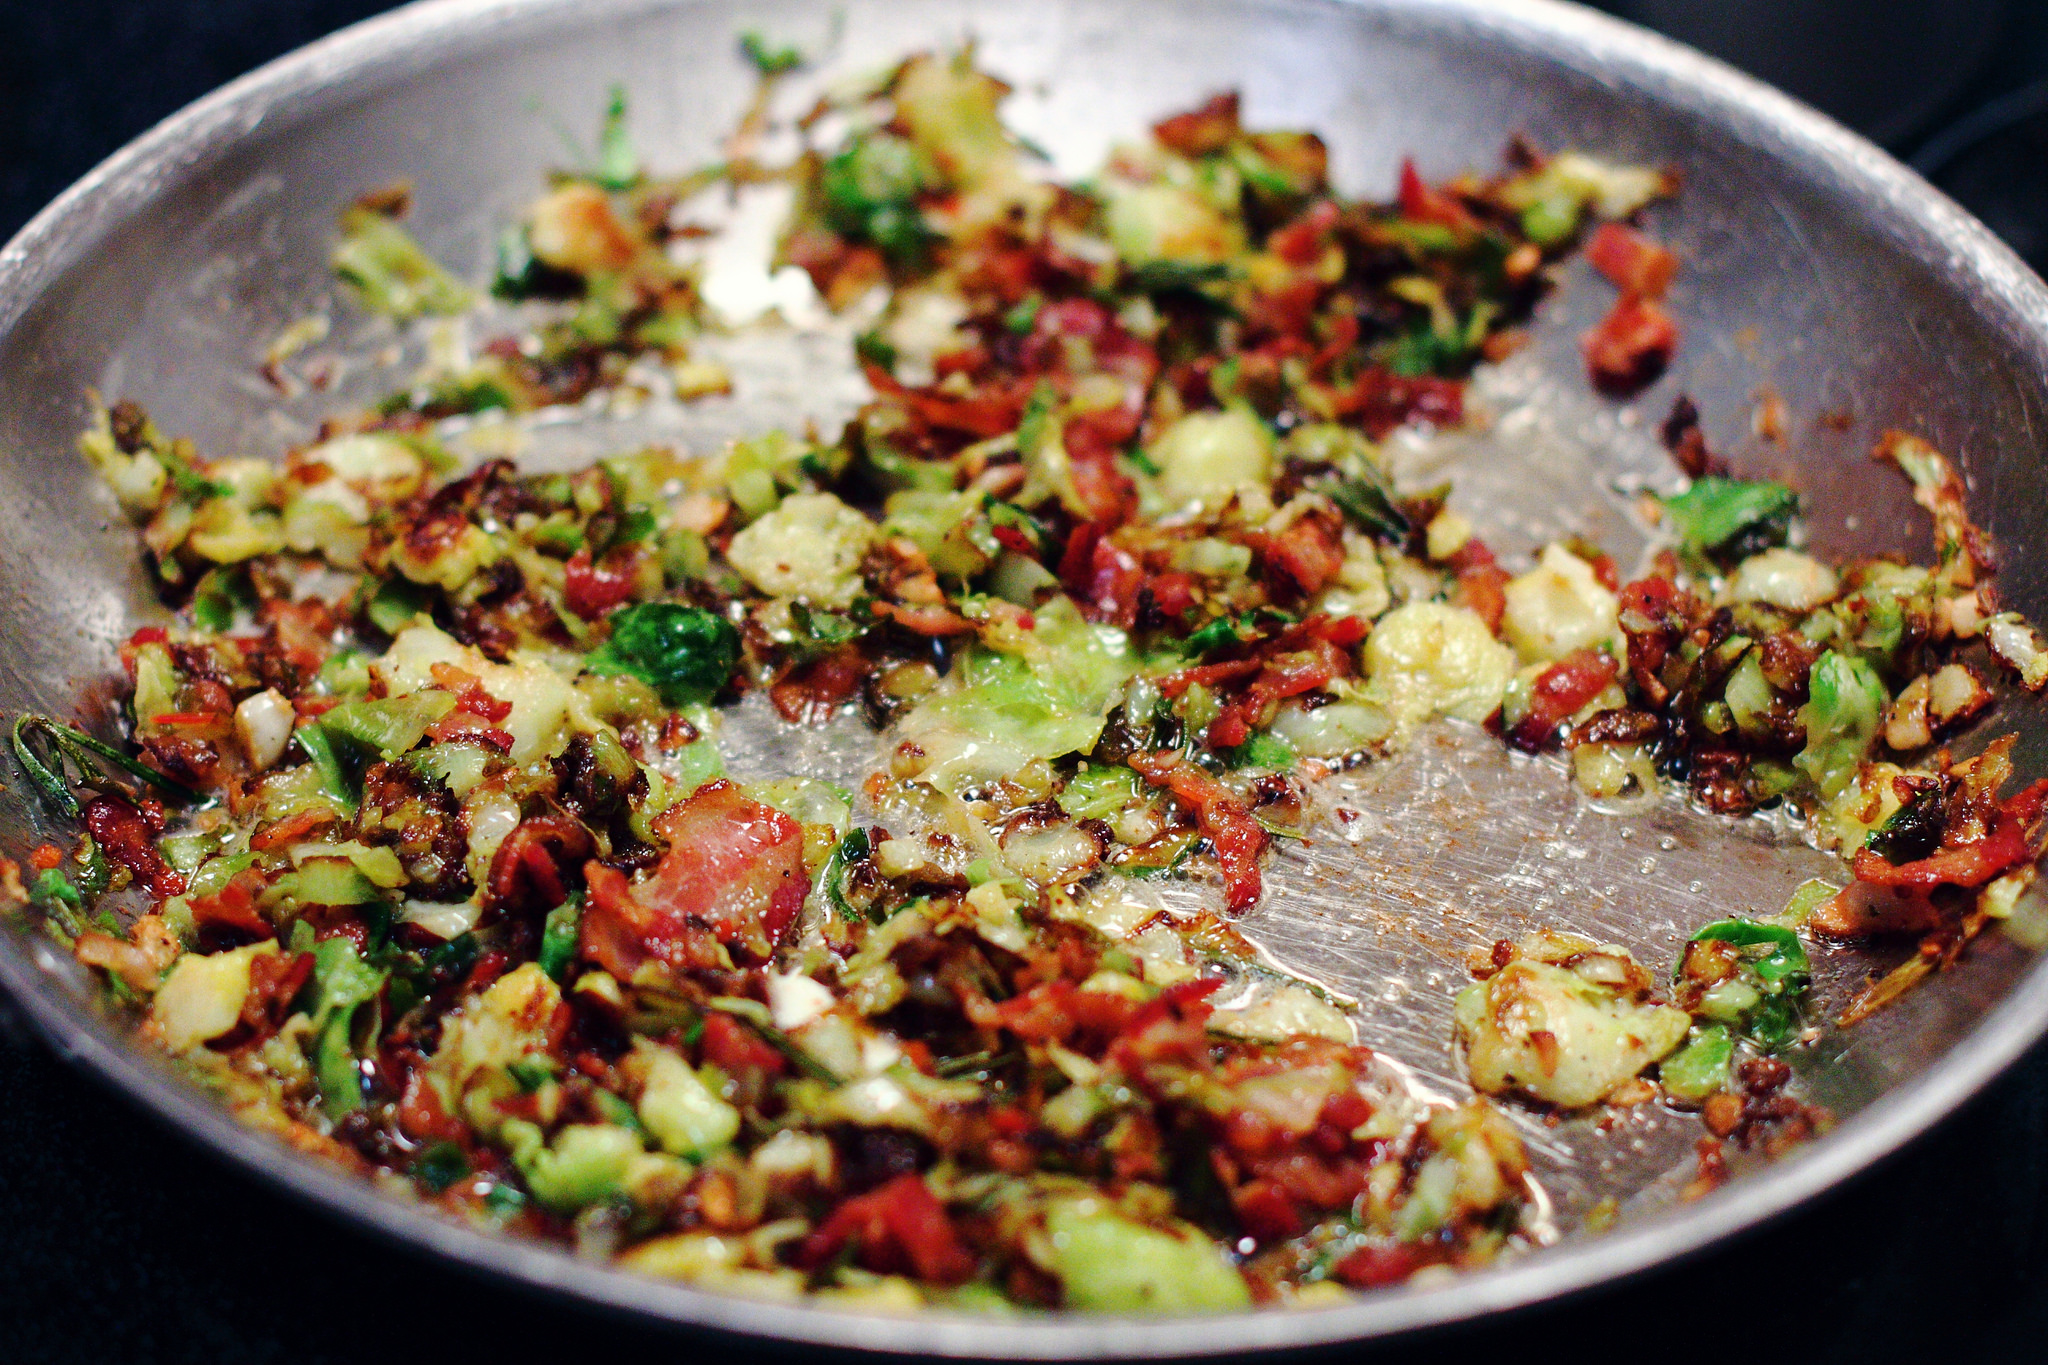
[20,46,2048,1314]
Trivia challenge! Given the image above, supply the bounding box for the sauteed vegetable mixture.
[14,47,2048,1310]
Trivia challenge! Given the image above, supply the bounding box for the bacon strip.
[1128,751,1269,912]
[1850,779,2048,891]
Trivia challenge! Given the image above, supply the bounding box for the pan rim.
[3,0,2046,1353]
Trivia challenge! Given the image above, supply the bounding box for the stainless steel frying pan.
[3,0,2046,1353]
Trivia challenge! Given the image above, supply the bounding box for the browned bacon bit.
[1567,706,1660,748]
[189,871,272,942]
[1267,200,1341,266]
[771,645,870,723]
[239,950,315,1043]
[1396,157,1477,232]
[84,795,184,899]
[1617,575,1701,706]
[793,1174,976,1284]
[428,662,513,721]
[580,779,807,974]
[700,1012,787,1080]
[1659,394,1723,479]
[1849,778,2048,892]
[1807,882,1945,939]
[869,600,976,637]
[484,815,595,917]
[1330,367,1464,439]
[1064,416,1141,528]
[1505,648,1620,752]
[1681,1136,1729,1201]
[73,931,168,993]
[1332,1241,1426,1288]
[1152,91,1241,157]
[563,547,640,620]
[1584,295,1678,396]
[1246,506,1346,599]
[1586,222,1678,299]
[1060,523,1146,627]
[398,1055,469,1143]
[1205,634,1354,749]
[864,362,1034,442]
[1444,539,1510,635]
[423,715,515,752]
[1157,658,1263,700]
[1128,751,1269,911]
[1724,1056,1828,1155]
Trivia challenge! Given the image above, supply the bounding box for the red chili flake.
[27,845,62,872]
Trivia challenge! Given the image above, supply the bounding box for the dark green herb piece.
[593,85,640,192]
[1866,786,1946,865]
[539,894,583,983]
[853,330,898,373]
[1003,295,1043,335]
[365,577,432,636]
[292,723,359,811]
[821,134,936,265]
[739,31,804,75]
[585,603,741,707]
[413,1142,470,1193]
[1683,918,1811,1051]
[822,827,872,923]
[508,1057,557,1094]
[1324,474,1410,543]
[481,1181,528,1218]
[1660,477,1799,558]
[1124,260,1230,294]
[308,937,388,1120]
[190,566,254,633]
[1225,733,1296,771]
[11,714,206,821]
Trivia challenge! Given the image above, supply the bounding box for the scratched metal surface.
[3,0,2048,1354]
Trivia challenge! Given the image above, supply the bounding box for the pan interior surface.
[2,0,2047,1353]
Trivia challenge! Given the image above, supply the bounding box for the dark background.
[6,2,2048,1361]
